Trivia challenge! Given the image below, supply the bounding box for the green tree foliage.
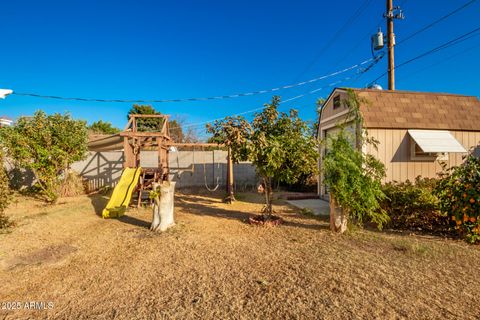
[0,111,88,203]
[381,178,447,232]
[128,104,164,132]
[89,120,120,134]
[206,116,251,162]
[249,96,319,215]
[435,155,480,243]
[323,129,388,228]
[0,151,12,229]
[207,96,319,216]
[322,89,388,229]
[128,105,190,142]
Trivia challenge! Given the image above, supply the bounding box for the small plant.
[435,155,480,243]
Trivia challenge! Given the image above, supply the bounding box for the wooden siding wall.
[320,91,349,121]
[366,129,480,183]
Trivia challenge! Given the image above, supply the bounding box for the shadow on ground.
[175,192,329,231]
[88,194,110,217]
[117,215,151,229]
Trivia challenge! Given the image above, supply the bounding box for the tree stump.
[150,181,176,232]
[329,195,347,233]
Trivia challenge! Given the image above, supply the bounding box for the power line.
[292,0,374,81]
[369,26,480,84]
[400,42,480,81]
[397,0,478,46]
[169,75,356,133]
[169,54,385,133]
[11,58,373,104]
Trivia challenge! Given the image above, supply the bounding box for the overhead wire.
[397,0,478,46]
[169,53,385,134]
[398,42,480,81]
[292,0,374,81]
[11,58,373,104]
[369,26,480,84]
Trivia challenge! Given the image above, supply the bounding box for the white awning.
[408,130,467,153]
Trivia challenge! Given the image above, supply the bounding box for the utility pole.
[386,0,395,90]
[384,0,404,90]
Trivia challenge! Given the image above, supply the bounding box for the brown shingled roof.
[351,89,480,131]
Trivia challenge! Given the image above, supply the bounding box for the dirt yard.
[1,191,479,319]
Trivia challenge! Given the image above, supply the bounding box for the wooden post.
[123,137,135,168]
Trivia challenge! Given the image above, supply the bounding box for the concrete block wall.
[73,150,257,191]
[168,150,257,190]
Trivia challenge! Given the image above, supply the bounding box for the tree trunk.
[224,147,235,203]
[263,177,273,218]
[329,195,347,233]
[150,181,176,232]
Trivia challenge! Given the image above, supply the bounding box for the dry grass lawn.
[1,191,479,319]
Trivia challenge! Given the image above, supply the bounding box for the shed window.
[408,129,466,161]
[333,96,341,109]
[412,142,437,159]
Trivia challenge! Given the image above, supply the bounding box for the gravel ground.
[0,191,479,319]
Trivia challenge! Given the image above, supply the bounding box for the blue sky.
[1,0,479,139]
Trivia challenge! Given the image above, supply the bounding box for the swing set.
[170,144,221,192]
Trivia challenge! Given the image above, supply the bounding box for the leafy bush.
[381,177,449,233]
[435,155,480,243]
[323,129,388,229]
[0,111,88,203]
[0,152,12,229]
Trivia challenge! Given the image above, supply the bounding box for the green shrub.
[0,153,12,229]
[0,111,88,203]
[323,129,388,229]
[381,177,448,233]
[435,155,480,243]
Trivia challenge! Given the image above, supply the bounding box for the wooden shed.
[317,88,480,197]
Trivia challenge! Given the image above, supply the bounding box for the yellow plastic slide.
[102,167,142,218]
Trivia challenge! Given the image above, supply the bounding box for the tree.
[249,96,318,217]
[207,96,319,216]
[128,104,164,132]
[0,111,88,203]
[89,120,120,134]
[322,90,388,233]
[169,119,184,143]
[206,116,251,202]
[127,105,195,143]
